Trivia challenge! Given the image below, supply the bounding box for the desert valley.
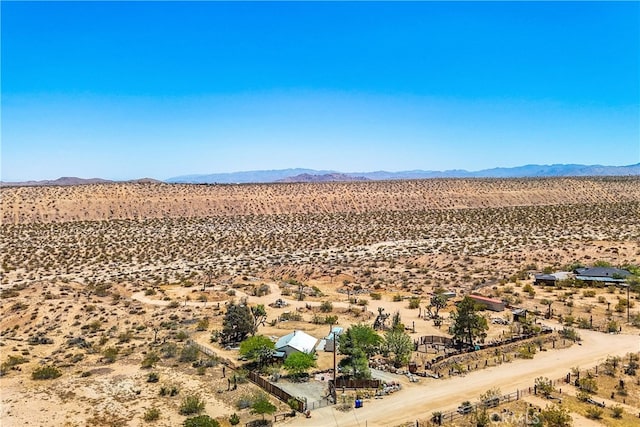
[1,176,639,427]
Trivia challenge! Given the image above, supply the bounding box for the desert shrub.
[229,413,240,425]
[585,407,602,419]
[559,327,580,341]
[320,301,333,313]
[582,290,596,298]
[183,415,219,427]
[167,300,180,308]
[606,320,619,333]
[179,394,205,415]
[392,294,403,302]
[102,347,119,363]
[279,312,301,321]
[370,292,382,300]
[147,372,159,383]
[141,351,160,368]
[32,365,62,380]
[578,377,598,394]
[159,385,179,396]
[518,345,536,359]
[236,394,253,410]
[610,405,623,419]
[179,344,200,362]
[142,407,160,422]
[196,318,210,332]
[161,342,178,358]
[408,297,421,309]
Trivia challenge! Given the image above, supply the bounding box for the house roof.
[534,274,558,281]
[574,267,631,279]
[275,330,318,354]
[468,294,504,304]
[575,275,626,283]
[534,272,571,281]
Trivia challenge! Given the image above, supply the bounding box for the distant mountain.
[166,168,337,184]
[1,177,162,187]
[166,163,640,184]
[277,173,370,183]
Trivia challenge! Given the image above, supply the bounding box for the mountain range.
[166,163,640,184]
[2,163,638,187]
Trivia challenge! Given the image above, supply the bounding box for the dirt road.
[300,328,639,427]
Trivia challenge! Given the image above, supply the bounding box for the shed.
[323,326,344,352]
[468,294,505,312]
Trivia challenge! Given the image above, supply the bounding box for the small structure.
[468,294,505,312]
[534,271,571,286]
[440,291,457,299]
[512,308,527,322]
[574,267,631,284]
[323,326,344,352]
[275,330,318,358]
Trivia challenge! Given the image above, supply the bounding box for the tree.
[427,292,448,320]
[239,335,275,367]
[339,324,381,379]
[183,415,220,427]
[251,393,276,420]
[221,302,253,344]
[540,298,553,318]
[383,329,413,368]
[540,404,572,427]
[391,311,404,331]
[339,324,381,359]
[450,296,488,347]
[283,352,316,378]
[250,305,267,336]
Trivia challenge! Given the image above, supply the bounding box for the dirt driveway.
[299,327,640,427]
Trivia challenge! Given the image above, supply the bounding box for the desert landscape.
[1,176,639,427]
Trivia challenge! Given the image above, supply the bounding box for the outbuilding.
[468,294,505,312]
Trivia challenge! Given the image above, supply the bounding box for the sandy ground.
[299,325,640,427]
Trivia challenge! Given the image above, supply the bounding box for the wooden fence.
[331,378,381,389]
[247,371,306,412]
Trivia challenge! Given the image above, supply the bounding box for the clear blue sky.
[2,1,639,181]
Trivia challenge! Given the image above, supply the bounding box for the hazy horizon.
[2,2,639,181]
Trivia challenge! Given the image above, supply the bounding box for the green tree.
[338,324,381,379]
[383,329,413,368]
[249,304,267,336]
[239,335,275,367]
[283,352,316,378]
[221,302,254,344]
[183,415,220,427]
[251,393,276,420]
[450,296,488,347]
[339,324,381,359]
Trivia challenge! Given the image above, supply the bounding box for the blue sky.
[2,1,639,181]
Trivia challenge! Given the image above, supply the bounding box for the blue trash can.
[355,399,362,408]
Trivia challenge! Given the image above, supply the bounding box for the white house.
[275,330,318,357]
